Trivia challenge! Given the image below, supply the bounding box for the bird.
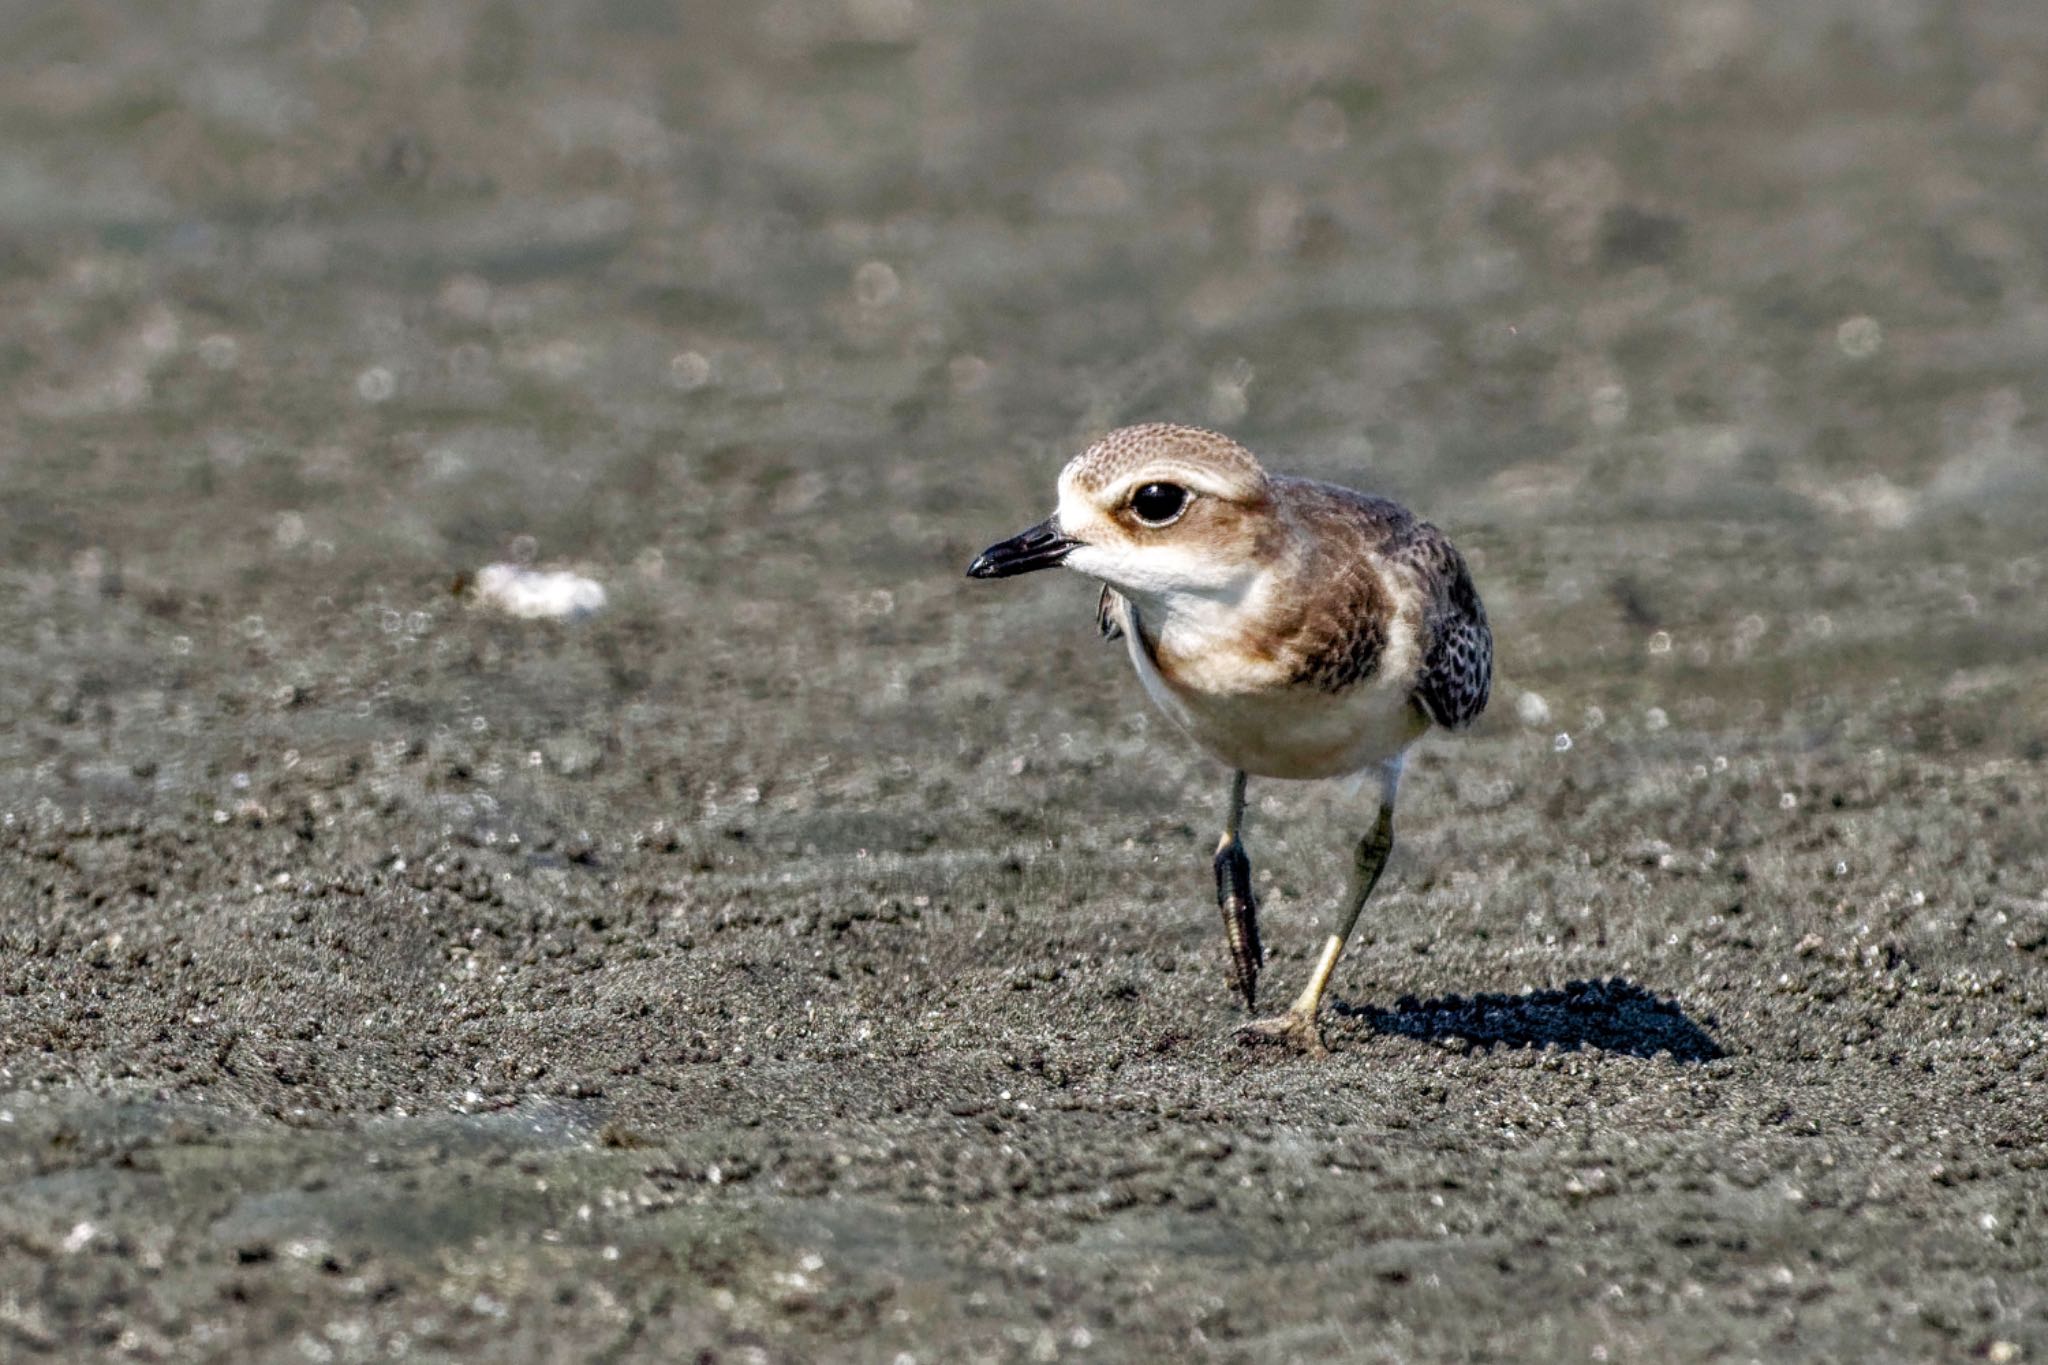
[966,422,1492,1055]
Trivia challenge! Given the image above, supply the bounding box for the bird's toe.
[1234,1009,1328,1058]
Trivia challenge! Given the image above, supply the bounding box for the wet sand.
[2,2,2046,1360]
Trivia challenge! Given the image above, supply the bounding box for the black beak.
[966,518,1078,579]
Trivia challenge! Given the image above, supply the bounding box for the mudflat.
[1,3,2045,1360]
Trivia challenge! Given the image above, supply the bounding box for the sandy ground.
[2,1,2048,1360]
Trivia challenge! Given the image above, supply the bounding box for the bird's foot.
[1235,1008,1327,1058]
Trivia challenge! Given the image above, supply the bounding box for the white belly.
[1121,613,1425,780]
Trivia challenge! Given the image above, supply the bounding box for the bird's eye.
[1129,482,1190,526]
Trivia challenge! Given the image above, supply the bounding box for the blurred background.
[3,0,2045,796]
[3,1,2047,1359]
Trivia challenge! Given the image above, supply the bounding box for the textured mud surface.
[4,2,2048,1361]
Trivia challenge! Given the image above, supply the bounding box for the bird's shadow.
[1332,977,1725,1062]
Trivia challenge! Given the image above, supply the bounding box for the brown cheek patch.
[1174,497,1267,549]
[1148,498,1301,680]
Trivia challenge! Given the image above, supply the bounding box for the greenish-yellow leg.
[1239,758,1401,1056]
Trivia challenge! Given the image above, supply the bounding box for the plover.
[967,423,1492,1054]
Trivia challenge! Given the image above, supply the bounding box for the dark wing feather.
[1402,526,1493,730]
[1096,585,1126,641]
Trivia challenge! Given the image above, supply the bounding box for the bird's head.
[966,423,1276,606]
